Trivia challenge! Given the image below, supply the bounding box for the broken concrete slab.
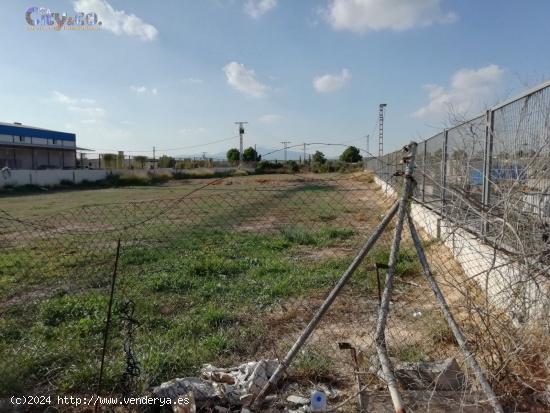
[201,364,236,384]
[394,357,466,391]
[286,395,309,405]
[369,356,467,391]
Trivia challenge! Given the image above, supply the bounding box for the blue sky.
[1,0,549,159]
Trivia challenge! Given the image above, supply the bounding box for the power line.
[90,135,239,154]
[259,141,378,159]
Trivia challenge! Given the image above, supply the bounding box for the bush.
[150,171,173,183]
[173,169,237,180]
[115,173,151,186]
[340,146,363,163]
[255,161,284,174]
[287,161,299,172]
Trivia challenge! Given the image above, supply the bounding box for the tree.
[242,147,261,162]
[340,146,362,163]
[227,148,240,164]
[312,151,326,164]
[134,155,148,168]
[158,155,176,168]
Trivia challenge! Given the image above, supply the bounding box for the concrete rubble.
[150,359,344,412]
[152,359,280,411]
[394,357,466,391]
[369,355,467,391]
[152,356,468,411]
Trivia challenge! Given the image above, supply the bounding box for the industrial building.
[0,122,76,169]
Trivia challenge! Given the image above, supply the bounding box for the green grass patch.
[291,347,336,383]
[0,176,375,396]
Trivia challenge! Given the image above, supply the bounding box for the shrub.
[255,161,284,174]
[150,171,173,183]
[115,173,151,186]
[340,146,363,163]
[287,161,299,172]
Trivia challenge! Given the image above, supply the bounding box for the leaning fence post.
[251,201,401,408]
[374,141,417,413]
[406,214,504,413]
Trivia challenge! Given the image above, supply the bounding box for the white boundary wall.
[374,176,546,322]
[0,167,241,189]
[0,169,109,188]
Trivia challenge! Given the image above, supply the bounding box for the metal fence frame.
[366,80,550,245]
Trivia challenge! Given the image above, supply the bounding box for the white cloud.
[322,0,457,34]
[244,0,278,18]
[73,0,158,41]
[130,85,158,95]
[53,91,96,105]
[68,105,106,117]
[412,64,505,118]
[130,85,147,93]
[259,114,284,124]
[223,61,269,97]
[52,91,106,120]
[313,69,351,93]
[52,91,77,104]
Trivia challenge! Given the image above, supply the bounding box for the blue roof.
[0,122,75,141]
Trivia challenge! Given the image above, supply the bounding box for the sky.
[0,0,549,159]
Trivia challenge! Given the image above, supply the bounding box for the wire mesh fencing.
[365,82,550,411]
[1,165,547,412]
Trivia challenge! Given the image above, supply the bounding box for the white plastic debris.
[310,390,327,412]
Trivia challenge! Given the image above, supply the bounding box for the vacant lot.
[0,173,453,403]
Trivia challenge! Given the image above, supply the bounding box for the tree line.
[226,146,363,164]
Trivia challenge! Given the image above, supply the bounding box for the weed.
[393,343,427,362]
[291,347,336,383]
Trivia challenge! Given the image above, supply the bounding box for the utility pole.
[153,146,156,168]
[364,134,370,171]
[254,144,257,162]
[379,104,387,157]
[235,121,248,167]
[281,141,291,162]
[303,143,307,165]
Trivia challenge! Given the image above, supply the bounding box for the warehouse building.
[0,122,76,169]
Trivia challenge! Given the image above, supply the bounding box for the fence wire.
[1,168,547,412]
[0,83,548,413]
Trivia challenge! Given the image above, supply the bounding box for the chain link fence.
[0,83,548,413]
[367,81,550,256]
